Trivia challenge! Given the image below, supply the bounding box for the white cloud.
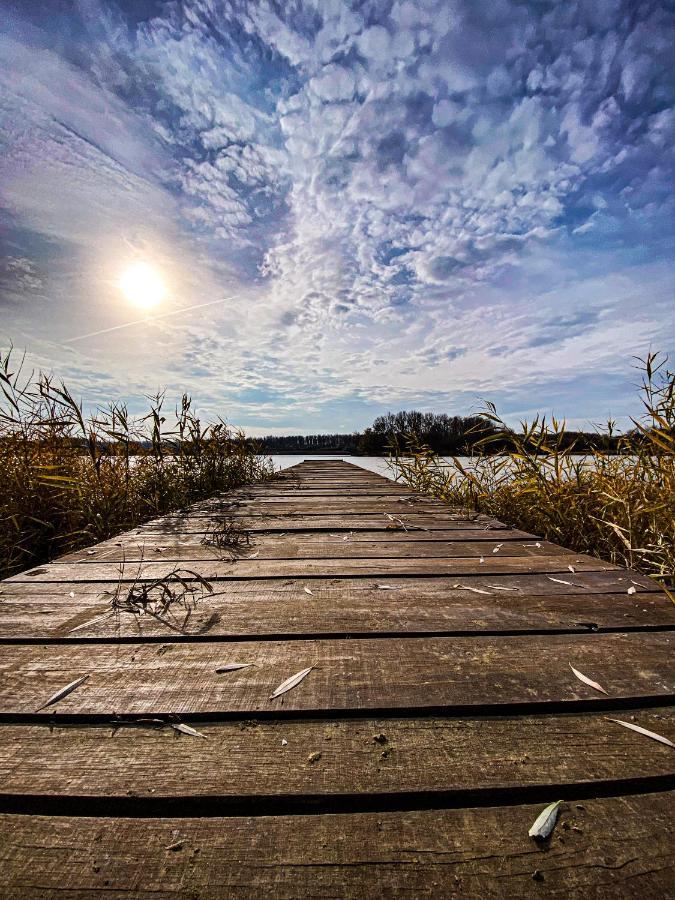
[1,0,673,431]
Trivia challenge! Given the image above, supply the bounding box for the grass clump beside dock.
[0,348,273,579]
[391,354,674,593]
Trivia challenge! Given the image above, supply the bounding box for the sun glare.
[119,262,166,310]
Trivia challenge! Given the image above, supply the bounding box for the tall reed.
[0,348,273,579]
[390,354,674,593]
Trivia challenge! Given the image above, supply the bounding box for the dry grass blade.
[36,675,89,711]
[569,663,608,695]
[0,345,273,580]
[606,718,674,748]
[270,666,314,700]
[389,352,674,593]
[110,565,213,633]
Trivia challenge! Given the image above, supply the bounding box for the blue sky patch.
[0,0,673,434]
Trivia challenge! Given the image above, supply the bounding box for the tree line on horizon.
[254,410,636,455]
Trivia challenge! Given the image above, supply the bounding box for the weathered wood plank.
[270,482,402,489]
[139,514,515,532]
[225,490,418,498]
[0,570,659,600]
[61,538,572,563]
[55,530,549,566]
[219,484,415,495]
[9,553,620,583]
[156,504,471,519]
[0,633,672,716]
[0,710,672,799]
[0,794,672,897]
[160,496,480,512]
[0,586,670,639]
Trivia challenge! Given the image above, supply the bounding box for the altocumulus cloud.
[0,0,673,432]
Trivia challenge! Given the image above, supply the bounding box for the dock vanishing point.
[0,459,673,896]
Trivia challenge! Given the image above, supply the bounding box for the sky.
[0,0,673,435]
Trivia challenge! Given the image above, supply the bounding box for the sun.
[119,262,166,310]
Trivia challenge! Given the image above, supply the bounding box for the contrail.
[64,295,237,343]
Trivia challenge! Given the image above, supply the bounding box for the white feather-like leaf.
[215,663,254,673]
[171,723,207,738]
[453,583,491,595]
[270,666,313,700]
[36,675,89,711]
[528,800,562,840]
[303,587,314,595]
[606,718,674,748]
[569,663,608,695]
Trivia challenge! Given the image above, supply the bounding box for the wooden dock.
[0,459,673,896]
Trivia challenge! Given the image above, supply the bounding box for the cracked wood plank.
[60,538,572,563]
[8,553,621,583]
[0,582,669,640]
[0,710,672,799]
[0,632,672,716]
[0,794,672,897]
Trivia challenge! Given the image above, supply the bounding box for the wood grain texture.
[61,538,573,563]
[206,498,438,509]
[55,529,550,564]
[0,710,672,799]
[0,632,672,716]
[9,553,621,584]
[0,585,675,641]
[0,794,672,897]
[0,582,669,640]
[139,513,517,532]
[0,570,659,600]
